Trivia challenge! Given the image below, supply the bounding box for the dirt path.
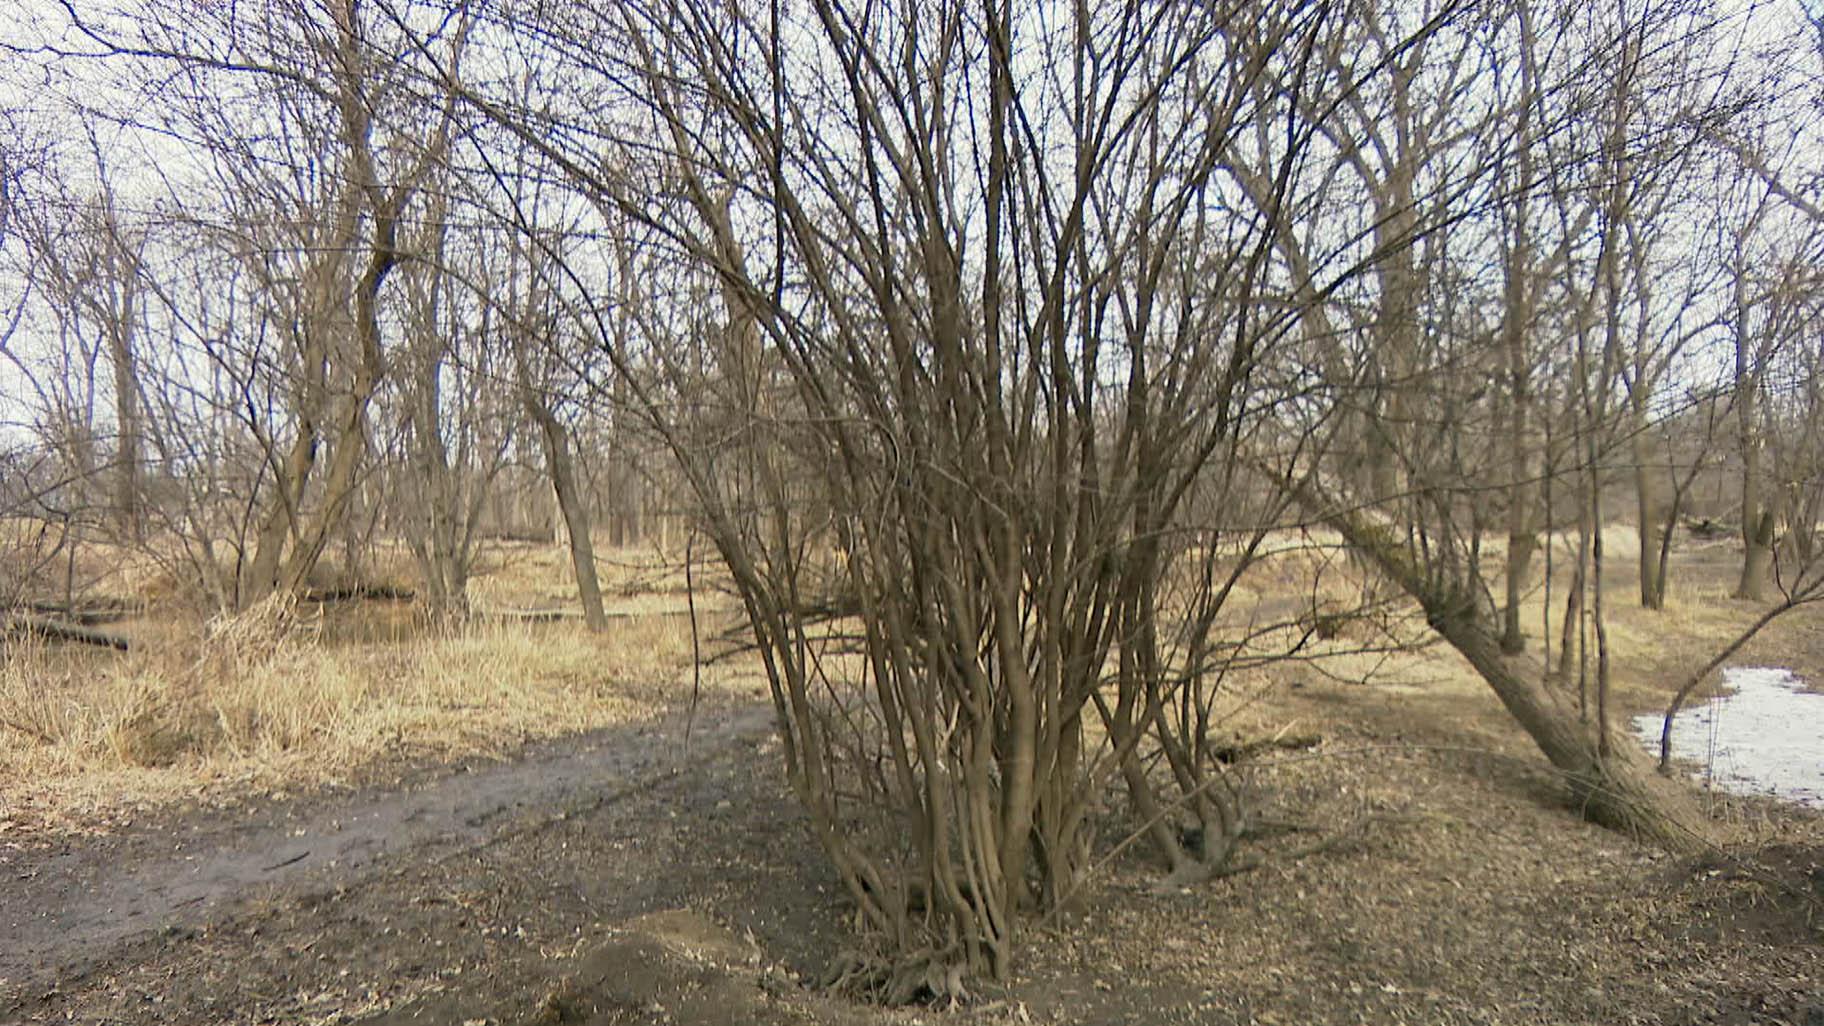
[0,700,779,1005]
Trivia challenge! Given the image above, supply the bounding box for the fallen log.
[1682,517,1732,539]
[480,607,716,624]
[4,614,132,651]
[300,584,417,604]
[485,608,578,623]
[23,600,140,625]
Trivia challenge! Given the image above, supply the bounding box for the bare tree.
[507,234,609,632]
[391,199,515,619]
[1723,199,1821,599]
[21,148,150,543]
[433,0,1419,990]
[66,0,472,604]
[1262,0,1761,848]
[1656,308,1824,765]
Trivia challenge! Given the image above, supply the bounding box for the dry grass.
[0,524,1801,838]
[466,537,714,614]
[0,541,751,834]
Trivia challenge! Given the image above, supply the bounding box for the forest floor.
[2,533,1822,1026]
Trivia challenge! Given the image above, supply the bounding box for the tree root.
[822,946,973,1006]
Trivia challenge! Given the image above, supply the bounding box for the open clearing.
[2,537,1822,1026]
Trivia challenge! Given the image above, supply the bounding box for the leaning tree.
[1254,0,1786,849]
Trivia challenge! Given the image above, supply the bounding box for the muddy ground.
[4,568,1824,1025]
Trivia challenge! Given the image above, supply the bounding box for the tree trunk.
[106,285,142,542]
[520,381,606,631]
[240,9,405,609]
[242,428,318,606]
[1317,502,1715,852]
[407,375,469,620]
[1440,609,1710,849]
[1737,510,1775,601]
[1501,530,1536,654]
[1558,561,1583,688]
[1366,164,1420,507]
[550,480,568,550]
[1733,278,1769,601]
[1633,430,1667,610]
[271,271,387,601]
[1497,10,1538,657]
[546,429,606,631]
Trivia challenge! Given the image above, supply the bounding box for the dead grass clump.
[1,528,744,834]
[0,636,171,760]
[0,597,721,833]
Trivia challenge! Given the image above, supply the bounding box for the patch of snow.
[1631,667,1824,809]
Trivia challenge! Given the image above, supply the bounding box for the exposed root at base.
[822,946,975,1006]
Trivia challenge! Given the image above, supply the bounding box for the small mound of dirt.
[530,910,776,1025]
[371,910,801,1026]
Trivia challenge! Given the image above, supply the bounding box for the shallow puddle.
[1631,666,1824,809]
